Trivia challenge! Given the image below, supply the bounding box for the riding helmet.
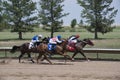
[38,34,43,38]
[75,34,80,38]
[57,35,61,39]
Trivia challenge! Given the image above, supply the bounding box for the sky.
[62,0,120,26]
[34,0,120,26]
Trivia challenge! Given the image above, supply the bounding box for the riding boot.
[52,44,56,51]
[48,44,52,50]
[33,43,37,48]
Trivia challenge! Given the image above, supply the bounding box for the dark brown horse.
[37,39,72,63]
[67,38,94,61]
[10,37,51,63]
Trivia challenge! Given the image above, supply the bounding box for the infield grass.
[0,27,120,48]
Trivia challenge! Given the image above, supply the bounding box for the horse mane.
[82,38,94,46]
[42,37,50,43]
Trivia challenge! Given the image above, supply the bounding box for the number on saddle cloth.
[48,44,56,51]
[29,42,34,49]
[29,42,41,49]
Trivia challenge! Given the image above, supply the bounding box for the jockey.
[68,34,80,47]
[29,34,43,49]
[48,35,62,51]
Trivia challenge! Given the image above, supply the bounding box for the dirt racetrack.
[0,59,120,80]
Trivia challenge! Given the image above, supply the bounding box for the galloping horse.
[37,39,72,63]
[67,38,94,61]
[10,37,51,63]
[39,38,94,61]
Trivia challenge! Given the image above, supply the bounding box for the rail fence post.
[97,52,99,59]
[4,49,7,58]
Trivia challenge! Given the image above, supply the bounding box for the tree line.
[0,0,118,39]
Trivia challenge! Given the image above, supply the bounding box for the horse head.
[83,38,94,46]
[42,37,50,44]
[61,38,68,46]
[56,38,68,51]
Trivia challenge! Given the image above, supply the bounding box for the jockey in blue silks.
[29,34,43,49]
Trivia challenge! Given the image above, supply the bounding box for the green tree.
[0,0,2,22]
[3,0,38,39]
[70,19,77,32]
[38,0,69,38]
[0,0,8,31]
[0,0,3,30]
[78,19,84,27]
[77,0,118,39]
[71,19,77,28]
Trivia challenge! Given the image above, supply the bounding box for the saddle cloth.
[48,44,56,51]
[67,45,75,51]
[67,42,76,51]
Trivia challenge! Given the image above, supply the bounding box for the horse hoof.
[22,61,25,63]
[87,59,90,62]
[50,62,54,65]
[72,58,75,61]
[51,63,54,65]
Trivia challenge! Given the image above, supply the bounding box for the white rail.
[0,47,120,59]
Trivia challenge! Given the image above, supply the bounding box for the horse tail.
[10,45,20,53]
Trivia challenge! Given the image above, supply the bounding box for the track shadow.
[19,59,74,65]
[70,58,120,62]
[38,61,73,65]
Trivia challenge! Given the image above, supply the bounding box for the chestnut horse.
[41,38,94,61]
[36,39,72,63]
[10,37,51,63]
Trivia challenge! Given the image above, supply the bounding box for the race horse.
[39,38,94,61]
[10,37,52,63]
[10,37,72,64]
[67,38,94,61]
[36,39,72,63]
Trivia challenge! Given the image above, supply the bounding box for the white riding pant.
[69,40,77,43]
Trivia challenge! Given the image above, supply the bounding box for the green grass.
[1,27,120,40]
[0,27,120,48]
[0,27,120,60]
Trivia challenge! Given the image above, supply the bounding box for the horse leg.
[62,52,72,62]
[41,56,46,61]
[65,55,72,60]
[18,52,25,63]
[79,50,90,61]
[43,54,53,64]
[37,53,43,64]
[71,52,78,61]
[27,53,35,63]
[62,54,72,64]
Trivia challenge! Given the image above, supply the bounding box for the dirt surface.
[0,59,120,80]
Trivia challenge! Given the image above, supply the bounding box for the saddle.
[67,42,76,51]
[29,42,41,49]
